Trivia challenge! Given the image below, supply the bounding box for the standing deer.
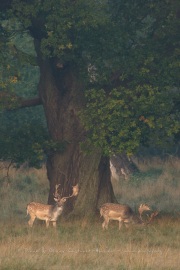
[27,184,79,228]
[100,203,158,230]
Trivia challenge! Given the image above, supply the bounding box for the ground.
[0,157,179,269]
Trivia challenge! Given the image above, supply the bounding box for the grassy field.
[0,158,180,270]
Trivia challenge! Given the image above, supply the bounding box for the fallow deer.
[27,184,79,228]
[100,203,157,230]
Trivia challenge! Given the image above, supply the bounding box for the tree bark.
[110,153,138,181]
[35,41,116,220]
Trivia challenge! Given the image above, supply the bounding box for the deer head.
[138,203,159,225]
[53,183,79,204]
[146,210,159,225]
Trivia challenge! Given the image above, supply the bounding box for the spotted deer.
[100,203,158,230]
[27,184,79,228]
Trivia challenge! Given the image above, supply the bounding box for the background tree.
[0,0,179,220]
[0,15,48,170]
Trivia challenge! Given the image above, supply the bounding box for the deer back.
[27,202,50,221]
[100,203,134,219]
[27,200,66,219]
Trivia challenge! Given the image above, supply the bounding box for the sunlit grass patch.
[0,158,180,269]
[0,218,179,270]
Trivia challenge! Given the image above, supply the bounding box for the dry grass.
[0,158,180,270]
[0,219,180,270]
[112,157,180,214]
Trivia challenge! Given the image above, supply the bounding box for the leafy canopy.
[83,0,179,154]
[0,0,179,163]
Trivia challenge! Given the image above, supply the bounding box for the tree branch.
[0,93,42,111]
[10,45,38,66]
[18,97,42,109]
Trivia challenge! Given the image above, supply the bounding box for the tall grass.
[112,157,180,215]
[0,164,48,221]
[0,158,180,270]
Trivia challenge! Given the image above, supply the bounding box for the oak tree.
[0,0,179,219]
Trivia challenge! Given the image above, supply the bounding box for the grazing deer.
[27,184,79,228]
[100,203,158,230]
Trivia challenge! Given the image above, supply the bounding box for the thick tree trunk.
[110,153,139,181]
[35,42,116,220]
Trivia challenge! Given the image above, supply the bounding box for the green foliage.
[82,86,179,155]
[79,0,179,155]
[0,0,179,162]
[11,0,109,62]
[0,108,67,168]
[0,13,48,167]
[0,15,39,109]
[0,107,48,167]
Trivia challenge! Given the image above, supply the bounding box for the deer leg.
[102,221,106,230]
[52,221,57,228]
[118,221,123,230]
[45,220,50,228]
[28,215,36,227]
[102,217,109,230]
